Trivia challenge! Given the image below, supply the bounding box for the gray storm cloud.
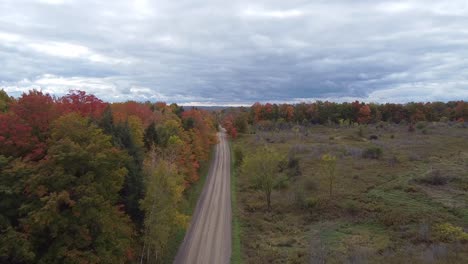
[0,0,467,104]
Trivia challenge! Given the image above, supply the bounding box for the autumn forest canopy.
[0,89,217,263]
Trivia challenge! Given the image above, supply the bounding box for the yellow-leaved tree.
[139,150,188,263]
[242,147,283,211]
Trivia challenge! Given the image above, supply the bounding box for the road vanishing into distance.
[174,129,232,264]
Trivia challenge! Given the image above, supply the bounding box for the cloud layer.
[1,0,468,104]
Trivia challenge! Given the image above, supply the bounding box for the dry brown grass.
[234,123,468,263]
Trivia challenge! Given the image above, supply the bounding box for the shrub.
[342,200,360,216]
[362,146,383,159]
[379,209,412,226]
[287,158,301,178]
[433,223,468,242]
[415,170,451,186]
[274,175,289,189]
[294,186,318,209]
[305,197,319,209]
[416,121,427,130]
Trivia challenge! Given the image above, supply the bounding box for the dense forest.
[0,89,217,263]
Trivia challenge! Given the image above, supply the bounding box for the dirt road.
[174,130,232,264]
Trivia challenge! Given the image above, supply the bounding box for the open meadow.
[233,122,468,263]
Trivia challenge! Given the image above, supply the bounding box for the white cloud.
[28,42,90,58]
[132,0,155,17]
[26,41,132,65]
[241,6,304,19]
[37,0,68,5]
[376,2,414,13]
[0,31,22,42]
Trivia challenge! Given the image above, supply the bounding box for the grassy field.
[233,122,468,263]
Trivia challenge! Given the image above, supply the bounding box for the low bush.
[416,121,427,130]
[415,170,452,186]
[294,187,318,209]
[305,197,319,209]
[342,200,360,216]
[286,153,301,177]
[274,175,289,189]
[433,223,468,242]
[379,209,412,227]
[362,146,383,159]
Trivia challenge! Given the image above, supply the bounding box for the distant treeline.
[222,101,468,137]
[0,89,216,263]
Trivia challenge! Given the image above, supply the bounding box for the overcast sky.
[1,0,468,105]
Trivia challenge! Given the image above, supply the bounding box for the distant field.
[233,122,468,263]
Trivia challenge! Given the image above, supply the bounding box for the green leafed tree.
[241,147,283,211]
[0,89,13,112]
[23,113,134,263]
[0,156,36,263]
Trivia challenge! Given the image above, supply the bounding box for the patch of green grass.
[319,224,348,250]
[230,140,242,264]
[456,208,468,223]
[368,187,453,216]
[317,221,391,255]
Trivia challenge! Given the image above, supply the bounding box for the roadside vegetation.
[231,143,243,264]
[223,101,468,263]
